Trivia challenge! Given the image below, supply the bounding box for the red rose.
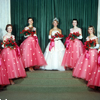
[89,40,92,43]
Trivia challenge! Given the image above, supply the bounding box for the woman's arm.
[3,36,7,42]
[79,28,82,36]
[58,29,62,34]
[48,29,52,39]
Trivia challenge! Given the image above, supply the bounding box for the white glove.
[48,35,51,39]
[34,34,37,36]
[2,44,4,48]
[94,44,99,49]
[90,44,99,49]
[77,35,82,39]
[24,35,30,38]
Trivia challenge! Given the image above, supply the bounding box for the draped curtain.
[11,0,98,52]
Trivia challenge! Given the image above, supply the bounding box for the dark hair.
[88,25,95,34]
[72,19,78,24]
[27,17,34,22]
[5,24,13,32]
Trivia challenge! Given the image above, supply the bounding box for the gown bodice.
[4,35,15,41]
[51,30,59,36]
[70,28,80,33]
[86,36,97,41]
[25,26,36,31]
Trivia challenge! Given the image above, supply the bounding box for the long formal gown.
[20,27,47,68]
[1,35,26,79]
[42,30,65,71]
[73,36,98,81]
[87,52,100,88]
[0,54,10,85]
[62,28,84,69]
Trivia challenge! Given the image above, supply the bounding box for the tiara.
[53,18,59,23]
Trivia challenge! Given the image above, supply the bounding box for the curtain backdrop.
[11,0,98,52]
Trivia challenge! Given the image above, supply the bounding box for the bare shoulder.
[77,27,81,31]
[58,28,61,31]
[11,35,15,37]
[70,28,73,30]
[94,35,98,39]
[33,27,36,30]
[86,36,89,39]
[3,35,7,41]
[3,35,6,39]
[50,29,53,32]
[3,34,8,38]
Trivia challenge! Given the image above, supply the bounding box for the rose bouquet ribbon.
[49,38,55,51]
[34,36,38,44]
[32,35,38,48]
[85,50,89,59]
[15,43,21,57]
[64,36,70,49]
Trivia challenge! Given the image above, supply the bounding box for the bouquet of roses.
[84,39,96,50]
[20,27,36,36]
[69,32,80,40]
[1,37,17,49]
[51,32,64,39]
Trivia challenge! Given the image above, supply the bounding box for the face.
[53,20,58,27]
[72,20,77,27]
[88,27,94,34]
[28,19,33,25]
[7,26,12,33]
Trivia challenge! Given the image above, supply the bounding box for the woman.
[20,17,47,72]
[73,26,99,81]
[62,19,84,69]
[42,18,65,71]
[1,24,26,85]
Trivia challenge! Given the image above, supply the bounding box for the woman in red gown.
[1,24,26,85]
[73,26,99,81]
[20,17,47,72]
[62,19,84,69]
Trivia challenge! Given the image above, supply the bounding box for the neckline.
[88,36,96,39]
[6,34,12,37]
[52,30,59,32]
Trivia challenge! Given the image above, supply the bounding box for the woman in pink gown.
[73,26,99,81]
[62,19,84,69]
[20,17,47,72]
[1,24,26,85]
[87,49,100,89]
[0,50,10,88]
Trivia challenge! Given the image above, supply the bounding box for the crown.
[53,18,59,23]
